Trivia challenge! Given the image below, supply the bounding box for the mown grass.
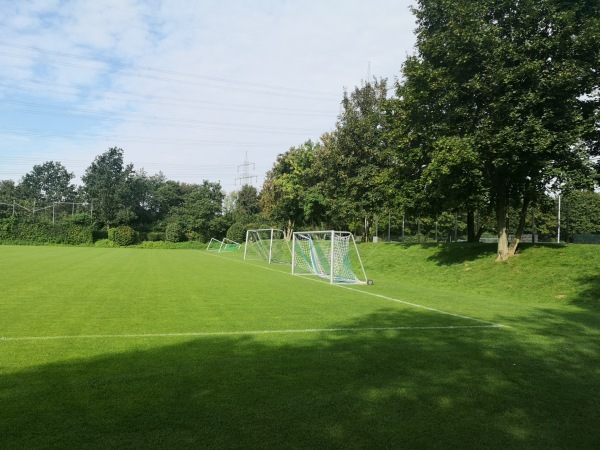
[0,243,598,449]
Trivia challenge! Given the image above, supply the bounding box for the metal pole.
[454,212,458,242]
[402,214,405,241]
[291,233,296,275]
[330,230,335,284]
[269,228,274,263]
[557,194,561,243]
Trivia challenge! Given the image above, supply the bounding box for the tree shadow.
[1,307,598,449]
[426,243,497,265]
[574,274,600,308]
[425,243,568,266]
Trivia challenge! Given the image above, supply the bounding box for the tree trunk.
[467,209,476,242]
[496,197,509,262]
[508,196,531,257]
[285,219,294,241]
[475,225,485,242]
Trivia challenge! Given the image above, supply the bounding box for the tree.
[0,180,17,219]
[166,181,225,241]
[399,0,600,260]
[81,147,134,229]
[316,79,393,238]
[261,140,325,233]
[19,161,76,204]
[234,184,260,221]
[129,170,174,229]
[562,190,600,237]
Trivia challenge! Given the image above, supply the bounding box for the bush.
[108,226,138,246]
[226,221,273,244]
[165,222,185,242]
[226,222,247,243]
[146,231,164,242]
[94,239,116,248]
[0,217,93,245]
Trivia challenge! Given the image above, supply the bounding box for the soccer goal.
[206,238,241,252]
[206,238,223,252]
[244,228,292,264]
[292,230,370,285]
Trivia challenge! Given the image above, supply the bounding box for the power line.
[0,77,336,117]
[0,42,340,100]
[0,102,322,135]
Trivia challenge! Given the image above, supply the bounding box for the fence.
[0,201,92,224]
[370,212,563,244]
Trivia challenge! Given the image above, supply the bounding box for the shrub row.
[0,217,93,245]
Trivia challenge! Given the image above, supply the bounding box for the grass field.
[1,243,598,449]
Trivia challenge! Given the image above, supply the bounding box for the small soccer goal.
[206,238,241,253]
[244,228,292,264]
[292,230,371,285]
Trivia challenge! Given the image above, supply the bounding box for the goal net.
[244,228,292,264]
[292,230,368,284]
[206,238,241,252]
[206,238,222,252]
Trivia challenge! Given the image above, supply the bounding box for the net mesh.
[293,231,363,284]
[206,238,241,252]
[206,238,223,252]
[245,229,292,264]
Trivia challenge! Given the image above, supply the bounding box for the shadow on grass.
[1,308,599,450]
[423,242,569,266]
[425,243,496,265]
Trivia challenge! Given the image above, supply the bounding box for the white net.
[206,237,241,252]
[292,231,367,284]
[244,229,292,264]
[221,238,241,252]
[206,238,223,252]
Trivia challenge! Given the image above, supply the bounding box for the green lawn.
[0,243,598,449]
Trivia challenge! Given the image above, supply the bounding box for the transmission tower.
[235,151,257,186]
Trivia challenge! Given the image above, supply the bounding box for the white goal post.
[244,228,292,264]
[206,237,241,252]
[292,230,370,285]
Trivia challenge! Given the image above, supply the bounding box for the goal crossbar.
[244,228,291,264]
[207,237,241,253]
[292,230,368,285]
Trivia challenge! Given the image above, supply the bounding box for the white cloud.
[0,0,417,190]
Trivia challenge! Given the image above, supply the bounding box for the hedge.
[0,217,93,245]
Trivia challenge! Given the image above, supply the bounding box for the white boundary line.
[210,252,507,329]
[0,324,504,341]
[1,252,507,342]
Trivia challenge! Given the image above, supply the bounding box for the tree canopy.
[396,0,600,259]
[1,0,599,253]
[19,161,76,204]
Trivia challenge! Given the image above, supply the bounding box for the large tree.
[399,0,600,260]
[261,140,326,233]
[316,79,394,237]
[19,161,76,204]
[81,147,135,229]
[234,184,261,221]
[167,181,225,241]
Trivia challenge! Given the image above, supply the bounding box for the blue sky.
[1,0,416,191]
